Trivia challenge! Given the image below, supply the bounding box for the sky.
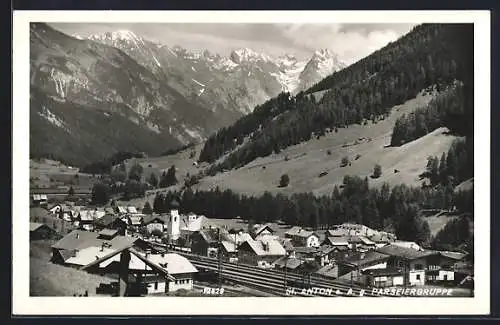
[49,23,417,65]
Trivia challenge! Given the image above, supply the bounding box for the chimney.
[263,242,269,251]
[100,243,105,252]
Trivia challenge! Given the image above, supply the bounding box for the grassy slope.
[30,240,112,296]
[113,91,463,208]
[454,178,474,193]
[425,214,459,237]
[191,92,462,196]
[30,159,99,191]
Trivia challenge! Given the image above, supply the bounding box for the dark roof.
[293,245,336,257]
[195,228,232,243]
[273,256,304,270]
[278,239,295,251]
[316,264,339,278]
[338,250,390,268]
[142,214,166,225]
[98,228,119,237]
[346,235,364,244]
[376,245,439,260]
[52,230,137,251]
[439,251,468,261]
[30,222,54,232]
[30,207,50,219]
[294,246,318,254]
[104,207,116,214]
[254,224,275,236]
[95,214,123,227]
[323,236,350,246]
[363,267,403,277]
[318,245,336,255]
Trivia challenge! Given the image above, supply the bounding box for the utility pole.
[284,253,288,293]
[217,228,222,287]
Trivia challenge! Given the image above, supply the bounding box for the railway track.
[179,252,381,297]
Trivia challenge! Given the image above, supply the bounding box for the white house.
[337,223,377,237]
[364,268,405,288]
[376,244,441,286]
[141,253,198,293]
[284,227,320,248]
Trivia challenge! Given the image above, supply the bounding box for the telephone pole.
[217,228,222,287]
[284,253,288,293]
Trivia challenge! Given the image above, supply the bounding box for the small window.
[416,274,421,280]
[444,274,448,281]
[154,282,158,290]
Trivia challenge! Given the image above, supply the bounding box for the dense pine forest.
[390,82,472,146]
[153,176,473,252]
[421,138,474,188]
[198,24,474,175]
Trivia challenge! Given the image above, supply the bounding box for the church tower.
[168,198,181,241]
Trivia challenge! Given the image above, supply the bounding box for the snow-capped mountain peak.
[72,28,346,106]
[230,48,273,64]
[81,30,147,48]
[307,48,345,76]
[313,48,336,58]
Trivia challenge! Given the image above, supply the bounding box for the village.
[30,193,474,297]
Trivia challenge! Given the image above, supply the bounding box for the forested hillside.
[198,24,474,175]
[153,175,472,247]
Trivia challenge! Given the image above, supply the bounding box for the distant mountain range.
[29,23,346,166]
[80,30,345,112]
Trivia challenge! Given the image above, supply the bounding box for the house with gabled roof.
[190,227,232,258]
[368,232,394,248]
[324,228,350,237]
[127,206,138,214]
[337,223,377,237]
[51,229,138,267]
[31,194,48,208]
[322,236,350,247]
[336,250,391,278]
[293,245,339,267]
[376,244,441,286]
[253,223,275,237]
[237,237,286,267]
[284,226,320,248]
[363,267,405,288]
[315,263,339,279]
[94,214,128,236]
[30,222,59,240]
[142,215,166,235]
